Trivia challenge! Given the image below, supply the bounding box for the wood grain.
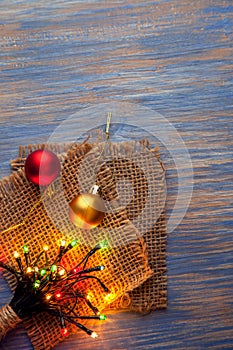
[0,1,232,349]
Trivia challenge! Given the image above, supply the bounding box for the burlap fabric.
[0,139,167,349]
[12,141,167,313]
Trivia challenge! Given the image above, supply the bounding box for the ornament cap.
[90,185,99,195]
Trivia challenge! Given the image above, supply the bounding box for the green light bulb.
[99,239,108,249]
[40,268,47,277]
[23,245,29,254]
[33,280,41,289]
[99,314,107,321]
[50,265,57,273]
[70,239,78,247]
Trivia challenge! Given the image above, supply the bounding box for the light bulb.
[14,251,20,259]
[23,245,29,254]
[61,328,69,337]
[40,268,47,276]
[99,239,108,249]
[55,292,62,300]
[91,332,98,339]
[58,268,65,276]
[99,314,107,321]
[61,239,66,247]
[50,264,57,272]
[70,239,78,247]
[33,280,41,289]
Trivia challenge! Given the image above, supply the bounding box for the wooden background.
[0,1,232,349]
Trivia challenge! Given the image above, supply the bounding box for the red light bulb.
[61,327,69,337]
[55,292,62,300]
[73,267,81,274]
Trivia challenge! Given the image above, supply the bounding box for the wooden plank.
[0,0,232,349]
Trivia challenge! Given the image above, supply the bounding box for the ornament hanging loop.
[90,185,100,195]
[106,112,112,140]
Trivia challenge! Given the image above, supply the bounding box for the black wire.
[63,316,94,335]
[33,250,45,267]
[67,315,101,320]
[73,275,109,293]
[73,245,101,272]
[59,266,102,285]
[58,269,107,293]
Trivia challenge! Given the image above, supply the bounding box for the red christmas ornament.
[25,149,61,186]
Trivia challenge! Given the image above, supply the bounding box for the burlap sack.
[0,141,153,349]
[10,140,167,315]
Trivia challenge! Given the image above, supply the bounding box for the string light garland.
[0,239,109,339]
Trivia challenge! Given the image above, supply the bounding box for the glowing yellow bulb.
[14,251,20,259]
[104,292,115,302]
[91,332,98,339]
[61,239,66,247]
[58,269,65,276]
[34,266,39,273]
[46,294,52,301]
[43,245,49,251]
[86,292,94,301]
[26,267,32,274]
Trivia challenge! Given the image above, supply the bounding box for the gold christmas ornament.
[68,113,112,230]
[69,186,105,229]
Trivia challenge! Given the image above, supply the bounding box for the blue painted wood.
[0,1,233,349]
